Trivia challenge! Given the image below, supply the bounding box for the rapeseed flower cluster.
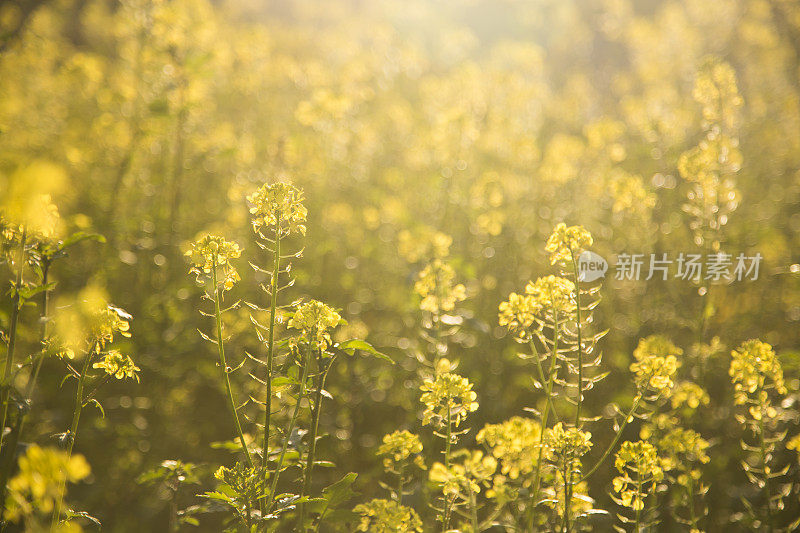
[92,349,140,382]
[612,441,664,511]
[354,498,423,532]
[247,182,307,236]
[476,416,541,480]
[630,335,682,394]
[729,339,787,414]
[378,430,425,473]
[414,260,466,314]
[545,223,593,265]
[287,300,342,350]
[5,445,90,523]
[185,235,242,290]
[419,373,478,429]
[428,450,497,496]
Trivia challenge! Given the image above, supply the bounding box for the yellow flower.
[544,223,593,265]
[247,181,307,236]
[729,339,787,408]
[692,56,743,129]
[185,234,242,291]
[612,441,664,512]
[88,306,132,352]
[398,227,452,263]
[429,450,496,496]
[477,416,542,479]
[287,300,342,350]
[420,372,478,429]
[630,335,682,395]
[544,422,592,459]
[670,381,710,410]
[414,259,466,314]
[92,349,140,382]
[378,430,425,472]
[525,275,576,316]
[498,292,541,337]
[5,445,90,523]
[354,498,423,532]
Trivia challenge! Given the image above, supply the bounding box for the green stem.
[51,342,95,529]
[25,259,51,400]
[442,402,452,533]
[396,466,404,505]
[757,404,774,533]
[211,263,253,467]
[687,470,697,530]
[469,485,479,533]
[570,252,583,427]
[581,393,642,482]
[529,340,559,423]
[263,228,281,472]
[634,474,642,533]
[245,498,252,529]
[529,308,560,530]
[562,457,572,533]
[266,345,310,512]
[0,251,43,523]
[298,351,331,531]
[0,230,26,452]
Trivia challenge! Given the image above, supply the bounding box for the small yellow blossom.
[477,416,542,479]
[414,260,466,314]
[5,445,90,523]
[420,372,478,429]
[544,422,592,459]
[353,498,423,532]
[613,441,664,512]
[287,300,342,350]
[88,306,132,353]
[429,450,496,496]
[92,350,140,382]
[525,275,576,316]
[247,181,307,236]
[729,339,787,407]
[378,430,425,473]
[398,227,452,263]
[498,292,541,337]
[545,223,593,264]
[185,234,242,291]
[630,335,681,395]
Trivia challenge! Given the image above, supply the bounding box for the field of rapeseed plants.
[2,0,800,531]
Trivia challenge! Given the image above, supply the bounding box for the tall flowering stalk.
[352,431,425,532]
[543,423,592,532]
[611,441,664,532]
[544,223,595,426]
[378,430,425,505]
[414,258,466,369]
[52,305,138,528]
[582,335,680,484]
[186,235,252,466]
[290,299,342,528]
[729,340,790,532]
[246,181,307,474]
[499,273,578,527]
[420,369,478,531]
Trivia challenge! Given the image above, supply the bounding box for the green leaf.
[335,339,393,364]
[321,472,358,509]
[85,398,105,418]
[199,491,235,504]
[65,508,102,527]
[61,232,106,249]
